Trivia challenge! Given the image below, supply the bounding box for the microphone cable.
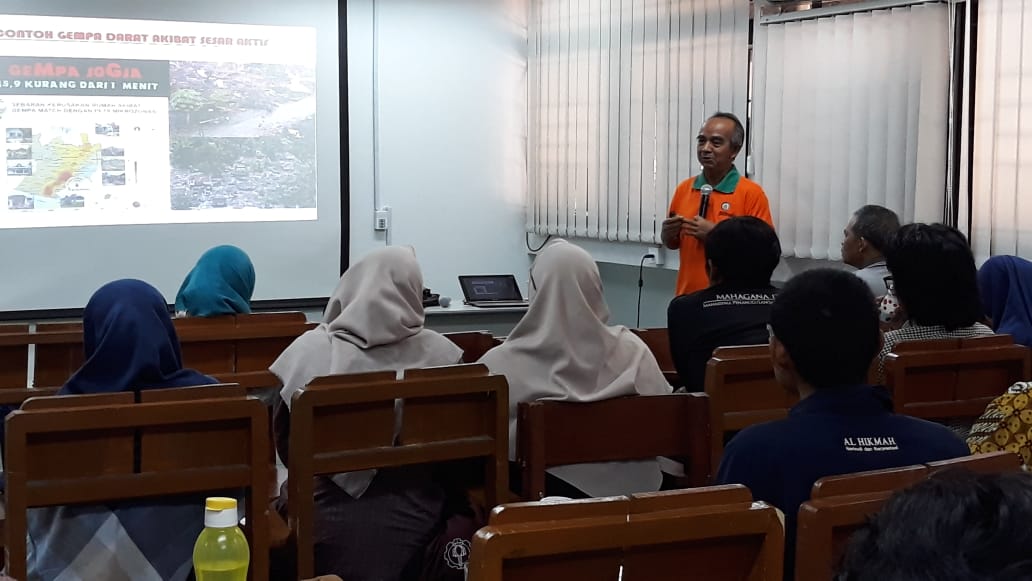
[637,251,655,328]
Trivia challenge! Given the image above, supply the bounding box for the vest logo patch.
[721,202,731,211]
[844,436,899,452]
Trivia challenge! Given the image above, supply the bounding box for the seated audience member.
[174,244,256,317]
[715,269,969,579]
[838,470,1032,581]
[479,239,672,499]
[27,279,218,580]
[668,216,780,391]
[978,255,1032,348]
[841,205,900,298]
[270,246,463,580]
[878,223,993,379]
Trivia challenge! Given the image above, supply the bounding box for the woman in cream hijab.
[270,246,462,580]
[479,239,672,498]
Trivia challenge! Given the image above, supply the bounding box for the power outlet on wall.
[645,246,664,266]
[374,206,392,231]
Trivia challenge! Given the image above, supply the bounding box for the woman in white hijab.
[270,246,463,580]
[479,239,672,498]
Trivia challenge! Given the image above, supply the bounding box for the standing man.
[662,112,774,296]
[841,204,900,298]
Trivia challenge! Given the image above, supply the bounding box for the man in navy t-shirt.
[715,268,969,577]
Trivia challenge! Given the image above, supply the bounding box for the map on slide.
[14,130,101,199]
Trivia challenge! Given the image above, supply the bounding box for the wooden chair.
[27,324,83,389]
[444,331,499,363]
[174,316,238,374]
[704,345,795,465]
[631,328,681,387]
[516,393,711,500]
[468,486,783,581]
[4,398,271,581]
[405,363,489,380]
[884,335,1031,423]
[0,325,30,389]
[795,492,891,581]
[232,312,313,373]
[926,451,1022,475]
[287,372,509,579]
[810,464,928,500]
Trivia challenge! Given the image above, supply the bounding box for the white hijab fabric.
[479,239,671,497]
[270,246,463,496]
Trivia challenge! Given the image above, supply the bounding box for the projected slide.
[0,15,317,228]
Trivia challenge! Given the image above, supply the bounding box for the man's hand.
[661,215,685,249]
[683,216,716,240]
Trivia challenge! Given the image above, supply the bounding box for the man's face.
[841,216,863,268]
[697,117,739,177]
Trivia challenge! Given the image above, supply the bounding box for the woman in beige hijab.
[479,239,672,498]
[270,246,463,580]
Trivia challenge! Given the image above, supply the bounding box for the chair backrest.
[444,331,499,363]
[232,313,314,373]
[884,335,1032,422]
[516,393,711,500]
[21,391,135,410]
[214,370,282,393]
[138,383,245,403]
[630,328,681,387]
[469,488,783,581]
[173,315,238,374]
[29,325,84,388]
[405,363,489,380]
[0,387,59,407]
[704,345,795,464]
[4,398,270,581]
[0,324,31,389]
[287,372,509,579]
[926,451,1022,475]
[811,464,928,500]
[795,492,891,581]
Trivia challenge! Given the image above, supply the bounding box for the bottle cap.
[204,496,238,528]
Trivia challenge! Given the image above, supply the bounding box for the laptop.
[458,274,529,308]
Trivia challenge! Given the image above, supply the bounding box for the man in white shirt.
[841,205,900,298]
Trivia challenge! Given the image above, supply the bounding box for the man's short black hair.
[838,470,1032,581]
[885,223,983,330]
[770,269,880,388]
[705,216,781,287]
[851,205,901,254]
[709,111,745,152]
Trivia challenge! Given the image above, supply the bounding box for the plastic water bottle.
[193,497,250,581]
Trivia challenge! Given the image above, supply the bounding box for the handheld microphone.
[698,184,713,218]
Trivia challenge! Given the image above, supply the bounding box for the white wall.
[345,0,851,331]
[347,0,530,303]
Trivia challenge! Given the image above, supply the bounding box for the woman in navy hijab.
[64,278,215,394]
[978,256,1032,348]
[174,245,255,318]
[24,279,217,580]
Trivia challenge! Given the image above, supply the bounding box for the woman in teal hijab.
[175,245,256,317]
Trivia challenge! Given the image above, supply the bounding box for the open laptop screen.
[458,275,524,302]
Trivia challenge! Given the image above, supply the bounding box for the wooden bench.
[630,328,681,387]
[704,345,795,465]
[884,335,1031,423]
[515,393,711,499]
[4,397,271,581]
[468,485,783,581]
[286,369,509,579]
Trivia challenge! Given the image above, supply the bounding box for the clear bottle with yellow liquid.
[193,497,250,581]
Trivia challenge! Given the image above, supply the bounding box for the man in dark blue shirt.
[715,268,969,577]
